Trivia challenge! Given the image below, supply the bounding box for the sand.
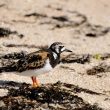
[0,0,110,109]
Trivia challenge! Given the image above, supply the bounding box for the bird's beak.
[65,49,72,52]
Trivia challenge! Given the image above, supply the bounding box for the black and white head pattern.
[49,42,65,54]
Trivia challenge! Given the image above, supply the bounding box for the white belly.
[16,59,53,76]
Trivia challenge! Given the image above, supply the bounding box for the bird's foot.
[31,76,40,88]
[32,82,40,88]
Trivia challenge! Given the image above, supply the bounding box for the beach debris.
[0,81,102,110]
[86,63,110,75]
[61,53,90,64]
[0,27,24,38]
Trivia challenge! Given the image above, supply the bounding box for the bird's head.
[49,42,72,54]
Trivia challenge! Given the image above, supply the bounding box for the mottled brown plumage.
[16,51,49,72]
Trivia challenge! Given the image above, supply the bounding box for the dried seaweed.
[92,53,110,61]
[24,11,110,37]
[54,82,102,95]
[3,44,48,50]
[25,12,47,18]
[60,65,75,71]
[61,54,90,64]
[52,16,69,22]
[0,81,102,110]
[25,11,87,29]
[98,53,110,60]
[50,12,87,29]
[61,53,110,64]
[0,27,24,38]
[84,24,110,37]
[86,63,110,75]
[0,4,5,8]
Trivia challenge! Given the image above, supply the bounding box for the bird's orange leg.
[31,76,40,87]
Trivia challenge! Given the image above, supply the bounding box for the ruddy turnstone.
[0,42,72,87]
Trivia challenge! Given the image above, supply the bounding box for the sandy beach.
[0,0,110,109]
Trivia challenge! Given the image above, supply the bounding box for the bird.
[0,42,72,87]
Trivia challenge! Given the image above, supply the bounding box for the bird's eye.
[60,46,64,48]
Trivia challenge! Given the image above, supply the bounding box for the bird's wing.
[15,51,49,72]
